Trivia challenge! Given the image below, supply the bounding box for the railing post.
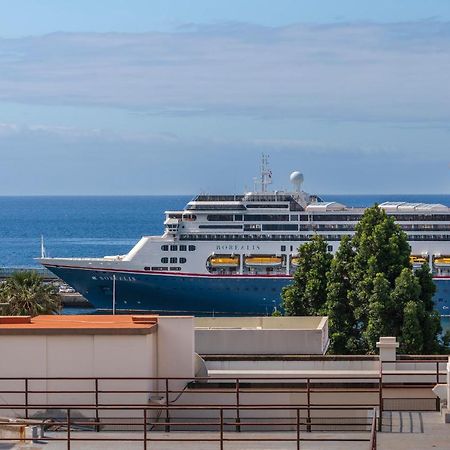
[67,408,71,450]
[220,408,224,450]
[235,378,241,432]
[143,408,147,450]
[296,408,300,450]
[165,378,170,432]
[24,378,29,419]
[95,378,100,432]
[435,364,441,412]
[378,376,383,432]
[306,378,311,432]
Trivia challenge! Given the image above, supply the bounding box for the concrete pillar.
[376,337,399,362]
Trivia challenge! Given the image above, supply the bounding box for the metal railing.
[380,359,447,415]
[0,374,382,423]
[0,405,378,450]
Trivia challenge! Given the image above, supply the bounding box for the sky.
[0,1,449,195]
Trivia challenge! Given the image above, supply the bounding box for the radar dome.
[290,171,304,191]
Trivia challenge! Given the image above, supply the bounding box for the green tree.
[350,205,411,330]
[363,273,391,353]
[0,271,61,316]
[414,263,441,354]
[284,205,445,355]
[325,236,358,354]
[401,301,424,354]
[282,235,332,316]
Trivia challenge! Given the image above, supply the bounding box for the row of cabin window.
[280,244,333,252]
[180,233,450,241]
[198,223,450,232]
[161,244,196,251]
[161,257,187,264]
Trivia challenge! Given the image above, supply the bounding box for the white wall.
[0,333,158,417]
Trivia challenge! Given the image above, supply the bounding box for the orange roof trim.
[0,315,158,335]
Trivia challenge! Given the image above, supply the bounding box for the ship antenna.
[260,153,272,193]
[40,235,47,258]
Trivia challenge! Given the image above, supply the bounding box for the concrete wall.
[0,333,157,417]
[195,317,328,355]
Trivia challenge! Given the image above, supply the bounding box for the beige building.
[0,315,195,415]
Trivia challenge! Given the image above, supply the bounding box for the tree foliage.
[282,205,444,354]
[0,271,61,316]
[282,235,332,316]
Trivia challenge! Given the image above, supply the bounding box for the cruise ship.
[40,157,450,315]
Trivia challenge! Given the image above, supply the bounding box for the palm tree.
[0,271,61,316]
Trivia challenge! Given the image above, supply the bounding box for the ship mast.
[259,153,272,193]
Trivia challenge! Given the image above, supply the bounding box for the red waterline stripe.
[43,264,293,279]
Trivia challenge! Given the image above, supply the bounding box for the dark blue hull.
[46,266,450,316]
[47,266,289,315]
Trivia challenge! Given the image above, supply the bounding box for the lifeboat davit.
[245,256,282,267]
[209,256,239,267]
[434,257,450,268]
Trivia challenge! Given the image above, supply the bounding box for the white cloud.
[0,22,449,124]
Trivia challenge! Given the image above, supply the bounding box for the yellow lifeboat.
[245,256,282,267]
[434,257,450,267]
[410,256,427,265]
[209,256,239,267]
[291,256,300,267]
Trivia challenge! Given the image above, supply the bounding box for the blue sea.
[1,194,449,328]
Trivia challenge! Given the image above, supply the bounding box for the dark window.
[170,267,181,271]
[170,257,177,264]
[327,245,333,252]
[234,214,243,221]
[262,224,298,231]
[311,214,362,221]
[392,214,450,221]
[179,245,187,251]
[151,266,168,271]
[244,214,290,222]
[170,245,178,251]
[246,204,289,209]
[161,257,168,264]
[161,245,169,251]
[180,257,187,264]
[199,225,243,229]
[290,215,298,221]
[207,214,234,221]
[187,204,246,210]
[281,245,286,251]
[144,267,150,271]
[188,245,196,251]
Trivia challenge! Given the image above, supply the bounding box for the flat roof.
[0,315,158,335]
[195,316,327,330]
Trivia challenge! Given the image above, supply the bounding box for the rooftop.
[195,316,327,330]
[0,315,158,335]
